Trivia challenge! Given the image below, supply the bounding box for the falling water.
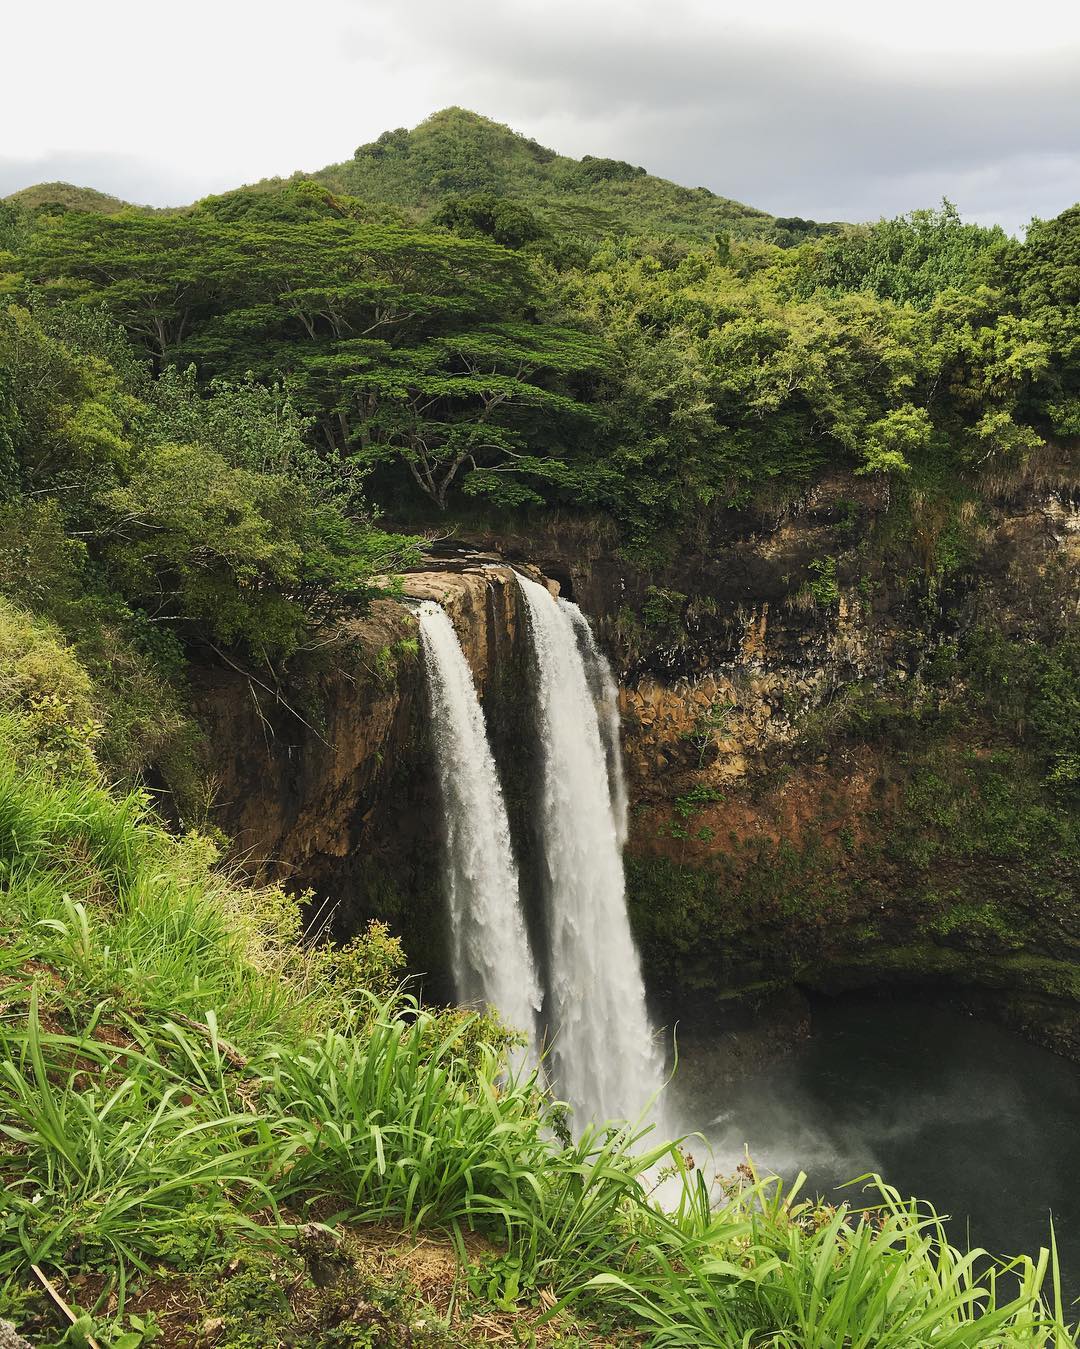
[568,605,630,848]
[417,601,542,1055]
[517,575,666,1128]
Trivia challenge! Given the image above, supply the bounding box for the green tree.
[0,304,416,661]
[798,201,1012,307]
[431,193,546,248]
[26,206,604,511]
[554,239,929,534]
[859,405,928,475]
[331,321,605,509]
[1012,204,1080,435]
[0,303,137,503]
[917,288,1048,466]
[26,212,217,361]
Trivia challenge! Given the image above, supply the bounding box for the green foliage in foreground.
[0,690,1073,1345]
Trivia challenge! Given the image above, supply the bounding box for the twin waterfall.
[517,577,665,1125]
[418,577,665,1130]
[415,601,542,1054]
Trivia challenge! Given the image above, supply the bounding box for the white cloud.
[3,0,1079,230]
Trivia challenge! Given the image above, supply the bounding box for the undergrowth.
[0,654,1075,1345]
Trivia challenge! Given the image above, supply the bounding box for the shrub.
[0,598,99,774]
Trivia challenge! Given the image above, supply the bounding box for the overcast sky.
[4,0,1079,232]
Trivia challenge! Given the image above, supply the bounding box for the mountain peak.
[352,106,560,173]
[318,107,802,244]
[2,181,136,214]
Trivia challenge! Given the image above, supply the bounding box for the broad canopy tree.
[27,206,606,510]
[19,188,1080,536]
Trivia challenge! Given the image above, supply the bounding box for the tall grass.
[0,999,278,1303]
[0,743,328,1049]
[0,728,1075,1345]
[264,1002,674,1271]
[590,1165,1073,1347]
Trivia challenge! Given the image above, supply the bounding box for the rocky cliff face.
[192,563,546,1000]
[193,463,1080,1057]
[441,462,1080,1056]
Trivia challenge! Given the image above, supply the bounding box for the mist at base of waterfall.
[667,994,1080,1301]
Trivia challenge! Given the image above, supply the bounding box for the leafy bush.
[0,304,419,667]
[806,555,841,607]
[430,192,547,248]
[0,598,98,774]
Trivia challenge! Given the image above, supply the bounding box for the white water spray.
[517,575,666,1128]
[417,601,542,1054]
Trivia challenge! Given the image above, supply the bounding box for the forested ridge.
[0,107,1077,728]
[4,108,1077,551]
[1,107,1079,1345]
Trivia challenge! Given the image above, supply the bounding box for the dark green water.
[671,996,1080,1307]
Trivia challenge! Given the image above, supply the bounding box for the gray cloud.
[0,151,236,209]
[342,2,1080,231]
[4,2,1078,233]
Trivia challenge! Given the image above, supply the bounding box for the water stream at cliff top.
[417,600,541,1057]
[517,574,665,1129]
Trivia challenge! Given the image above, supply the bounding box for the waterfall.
[417,601,542,1055]
[568,606,630,848]
[517,575,665,1128]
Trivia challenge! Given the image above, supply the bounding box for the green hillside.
[4,109,839,246]
[2,180,140,214]
[305,107,842,245]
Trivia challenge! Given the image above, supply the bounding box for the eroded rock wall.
[192,462,1080,1057]
[193,563,545,999]
[442,464,1080,1054]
